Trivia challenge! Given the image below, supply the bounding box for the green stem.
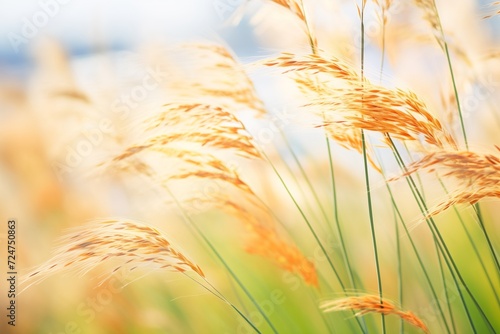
[263,151,344,288]
[439,179,500,307]
[389,137,495,333]
[394,208,404,334]
[185,275,262,334]
[279,130,332,230]
[362,131,385,333]
[433,2,500,300]
[360,2,385,333]
[299,0,317,54]
[325,136,358,292]
[435,239,457,333]
[262,150,367,334]
[384,180,452,333]
[432,0,467,149]
[473,204,500,277]
[431,4,498,330]
[375,150,407,334]
[165,186,276,334]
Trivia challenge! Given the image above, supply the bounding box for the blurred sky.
[0,0,262,82]
[0,0,498,79]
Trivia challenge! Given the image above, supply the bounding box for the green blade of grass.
[164,185,276,334]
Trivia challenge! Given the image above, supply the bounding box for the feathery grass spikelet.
[268,0,318,50]
[317,85,457,150]
[263,52,457,153]
[292,74,366,154]
[20,219,204,291]
[246,221,318,286]
[262,52,358,82]
[413,0,441,32]
[483,1,500,19]
[390,147,500,217]
[224,198,318,286]
[107,100,316,285]
[187,192,317,286]
[158,151,256,199]
[174,43,266,116]
[372,0,393,26]
[110,103,261,170]
[321,295,429,333]
[144,103,262,159]
[271,0,306,22]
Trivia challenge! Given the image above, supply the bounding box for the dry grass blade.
[268,0,318,50]
[271,0,306,22]
[111,138,317,286]
[293,74,366,153]
[159,150,256,199]
[20,219,204,291]
[174,43,266,116]
[317,85,457,150]
[187,192,317,286]
[483,1,500,19]
[390,147,500,217]
[144,103,262,159]
[112,145,257,204]
[320,295,429,333]
[372,0,393,25]
[246,221,318,286]
[262,52,358,82]
[263,52,456,153]
[413,0,440,32]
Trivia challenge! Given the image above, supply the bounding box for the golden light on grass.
[321,295,429,333]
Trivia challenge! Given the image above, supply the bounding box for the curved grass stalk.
[472,205,500,278]
[279,130,331,230]
[432,0,500,283]
[298,0,360,294]
[262,150,344,289]
[279,130,367,333]
[381,177,452,333]
[438,179,500,307]
[261,150,368,334]
[400,144,455,332]
[388,136,495,333]
[276,132,329,228]
[185,274,262,334]
[389,137,475,333]
[164,186,277,334]
[359,1,385,333]
[325,136,361,293]
[297,0,362,300]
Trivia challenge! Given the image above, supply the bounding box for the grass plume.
[20,219,204,291]
[320,295,429,333]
